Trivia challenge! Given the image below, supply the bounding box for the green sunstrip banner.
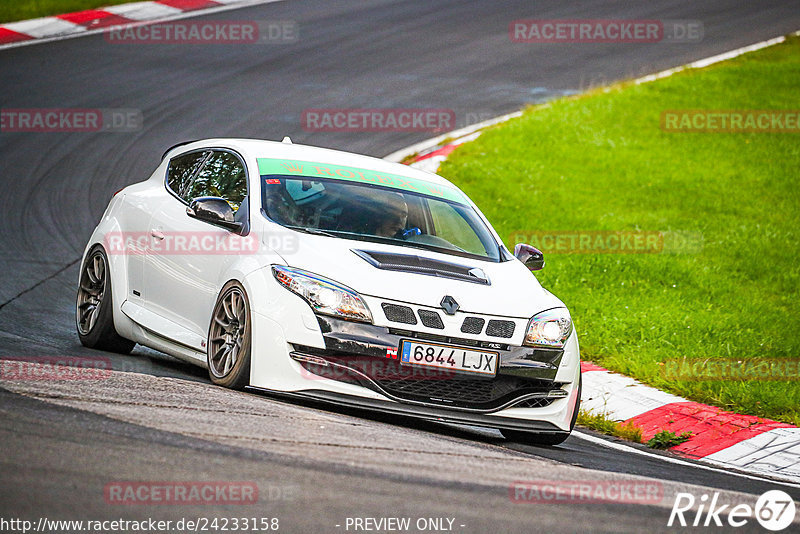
[256,157,468,204]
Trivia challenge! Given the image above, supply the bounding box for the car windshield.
[261,176,501,261]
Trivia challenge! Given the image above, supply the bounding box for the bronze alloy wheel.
[76,247,135,353]
[207,282,251,389]
[76,250,107,336]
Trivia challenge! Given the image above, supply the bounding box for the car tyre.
[76,246,136,354]
[501,374,581,446]
[207,281,252,389]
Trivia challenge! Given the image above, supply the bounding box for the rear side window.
[166,151,209,202]
[187,151,248,211]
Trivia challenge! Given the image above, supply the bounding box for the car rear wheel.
[207,281,251,389]
[76,246,136,354]
[501,374,581,446]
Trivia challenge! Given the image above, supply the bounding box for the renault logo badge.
[440,295,459,315]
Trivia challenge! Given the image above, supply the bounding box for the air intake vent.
[512,397,554,409]
[381,303,417,324]
[460,317,485,334]
[418,310,444,329]
[353,250,490,285]
[486,319,515,338]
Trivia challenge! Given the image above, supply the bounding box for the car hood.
[265,227,564,319]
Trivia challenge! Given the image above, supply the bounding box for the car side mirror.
[186,196,243,233]
[514,243,544,271]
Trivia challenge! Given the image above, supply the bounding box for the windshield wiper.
[285,225,338,238]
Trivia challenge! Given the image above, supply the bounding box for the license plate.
[399,340,498,376]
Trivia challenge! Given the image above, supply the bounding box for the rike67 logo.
[668,490,796,531]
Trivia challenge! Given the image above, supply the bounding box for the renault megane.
[77,138,581,444]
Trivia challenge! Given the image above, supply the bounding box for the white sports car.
[77,138,581,444]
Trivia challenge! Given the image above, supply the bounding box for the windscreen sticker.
[257,157,468,204]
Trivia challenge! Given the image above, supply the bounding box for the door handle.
[151,229,165,240]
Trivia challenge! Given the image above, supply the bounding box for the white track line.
[635,30,800,84]
[383,111,522,162]
[572,431,800,489]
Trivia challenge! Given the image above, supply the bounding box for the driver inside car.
[374,191,409,238]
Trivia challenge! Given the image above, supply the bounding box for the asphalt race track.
[1,1,800,532]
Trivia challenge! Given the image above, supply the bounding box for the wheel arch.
[80,217,136,341]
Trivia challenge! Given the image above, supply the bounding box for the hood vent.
[353,249,490,285]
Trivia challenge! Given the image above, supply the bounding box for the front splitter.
[246,386,566,434]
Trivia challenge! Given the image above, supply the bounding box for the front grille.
[418,310,444,329]
[380,300,517,340]
[382,303,417,324]
[486,319,515,338]
[388,328,509,351]
[512,397,555,409]
[295,352,555,411]
[373,371,525,407]
[460,317,485,334]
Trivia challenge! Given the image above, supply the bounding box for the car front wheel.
[76,246,136,354]
[207,281,252,389]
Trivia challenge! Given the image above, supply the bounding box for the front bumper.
[245,267,580,430]
[290,316,569,414]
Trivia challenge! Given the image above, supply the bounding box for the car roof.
[163,138,457,189]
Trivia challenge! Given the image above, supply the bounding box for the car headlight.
[524,308,572,348]
[272,265,373,323]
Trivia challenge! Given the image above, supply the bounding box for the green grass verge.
[646,430,692,450]
[577,411,643,443]
[439,36,800,425]
[0,0,140,24]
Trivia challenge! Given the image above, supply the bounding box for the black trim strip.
[245,386,566,434]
